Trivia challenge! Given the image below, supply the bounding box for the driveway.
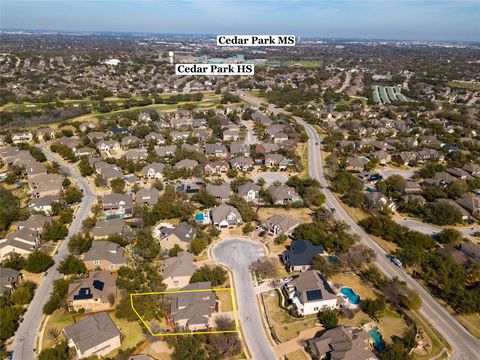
[378,168,417,180]
[212,238,276,360]
[396,218,479,237]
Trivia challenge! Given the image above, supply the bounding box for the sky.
[1,0,479,42]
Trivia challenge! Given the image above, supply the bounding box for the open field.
[263,290,318,342]
[448,81,480,91]
[257,207,312,224]
[285,349,309,360]
[266,59,323,68]
[41,310,75,350]
[296,143,308,178]
[456,313,480,339]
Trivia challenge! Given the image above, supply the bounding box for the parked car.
[390,256,403,267]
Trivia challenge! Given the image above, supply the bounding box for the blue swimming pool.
[340,287,361,305]
[369,328,386,350]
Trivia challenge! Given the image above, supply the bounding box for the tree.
[64,186,83,204]
[228,196,256,222]
[42,220,68,241]
[0,188,20,232]
[43,278,71,315]
[0,252,26,270]
[170,336,208,360]
[208,318,242,358]
[68,233,93,254]
[312,255,338,279]
[438,228,462,244]
[190,236,208,255]
[58,255,87,275]
[110,178,126,194]
[425,203,462,225]
[361,298,386,321]
[78,157,94,176]
[11,280,37,305]
[191,188,219,209]
[62,177,71,188]
[379,338,410,360]
[242,222,254,235]
[346,245,376,270]
[0,305,24,343]
[25,252,54,273]
[169,244,183,257]
[318,309,338,329]
[47,328,60,343]
[134,229,160,259]
[275,234,288,244]
[250,257,279,279]
[38,341,69,360]
[190,265,227,286]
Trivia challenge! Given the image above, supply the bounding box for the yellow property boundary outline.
[130,287,239,336]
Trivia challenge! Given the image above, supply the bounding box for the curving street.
[212,238,277,360]
[238,91,480,360]
[12,145,97,360]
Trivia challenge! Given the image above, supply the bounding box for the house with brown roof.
[67,271,117,312]
[161,251,196,289]
[159,222,196,251]
[237,182,261,204]
[83,241,128,271]
[269,185,302,206]
[210,204,242,228]
[261,215,300,237]
[204,161,229,175]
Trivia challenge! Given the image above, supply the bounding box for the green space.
[262,290,317,342]
[448,80,480,91]
[456,313,480,339]
[266,59,323,68]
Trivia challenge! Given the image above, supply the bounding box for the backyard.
[262,290,319,342]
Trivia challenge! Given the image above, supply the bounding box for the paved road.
[337,69,352,93]
[238,92,480,360]
[212,238,277,360]
[243,120,257,145]
[396,218,479,238]
[12,145,96,360]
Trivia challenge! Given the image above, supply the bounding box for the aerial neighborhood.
[0,28,479,360]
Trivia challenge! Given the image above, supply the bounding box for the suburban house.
[83,241,128,271]
[206,183,231,202]
[28,195,61,214]
[460,242,480,261]
[98,140,121,153]
[174,159,198,170]
[237,182,261,203]
[204,161,229,175]
[230,157,254,171]
[282,240,324,272]
[269,185,302,206]
[101,193,133,219]
[158,222,196,251]
[205,144,228,158]
[308,326,377,360]
[229,143,250,156]
[261,215,300,237]
[264,154,288,170]
[161,251,196,289]
[211,204,243,228]
[135,187,161,207]
[15,215,52,235]
[12,132,33,144]
[285,270,338,316]
[0,268,21,296]
[155,145,177,158]
[142,163,166,179]
[66,271,118,312]
[455,194,480,217]
[168,281,216,331]
[365,192,397,213]
[63,312,121,359]
[0,228,39,260]
[90,218,128,240]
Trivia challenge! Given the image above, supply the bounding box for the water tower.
[168,51,174,64]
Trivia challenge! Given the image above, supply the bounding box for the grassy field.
[257,207,312,224]
[42,310,75,350]
[266,59,323,68]
[296,143,309,178]
[263,290,317,342]
[448,81,480,91]
[456,313,480,339]
[216,289,235,312]
[285,349,309,360]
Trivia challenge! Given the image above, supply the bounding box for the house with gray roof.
[168,281,216,331]
[159,222,196,251]
[83,241,127,271]
[63,312,121,358]
[261,215,300,237]
[101,193,133,218]
[285,270,338,315]
[0,228,39,260]
[142,162,166,179]
[204,161,229,175]
[230,156,253,171]
[0,268,21,296]
[90,218,128,240]
[229,143,250,156]
[282,240,324,272]
[237,182,261,204]
[211,204,242,228]
[206,183,231,202]
[205,144,228,158]
[136,187,160,207]
[155,145,177,158]
[269,185,302,206]
[161,251,196,289]
[174,159,198,170]
[308,325,377,360]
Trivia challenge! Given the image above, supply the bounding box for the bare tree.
[250,256,279,279]
[47,327,60,343]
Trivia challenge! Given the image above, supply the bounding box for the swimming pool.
[340,287,361,305]
[369,328,386,350]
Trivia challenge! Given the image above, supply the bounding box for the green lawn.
[42,310,75,350]
[456,313,480,339]
[448,81,480,91]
